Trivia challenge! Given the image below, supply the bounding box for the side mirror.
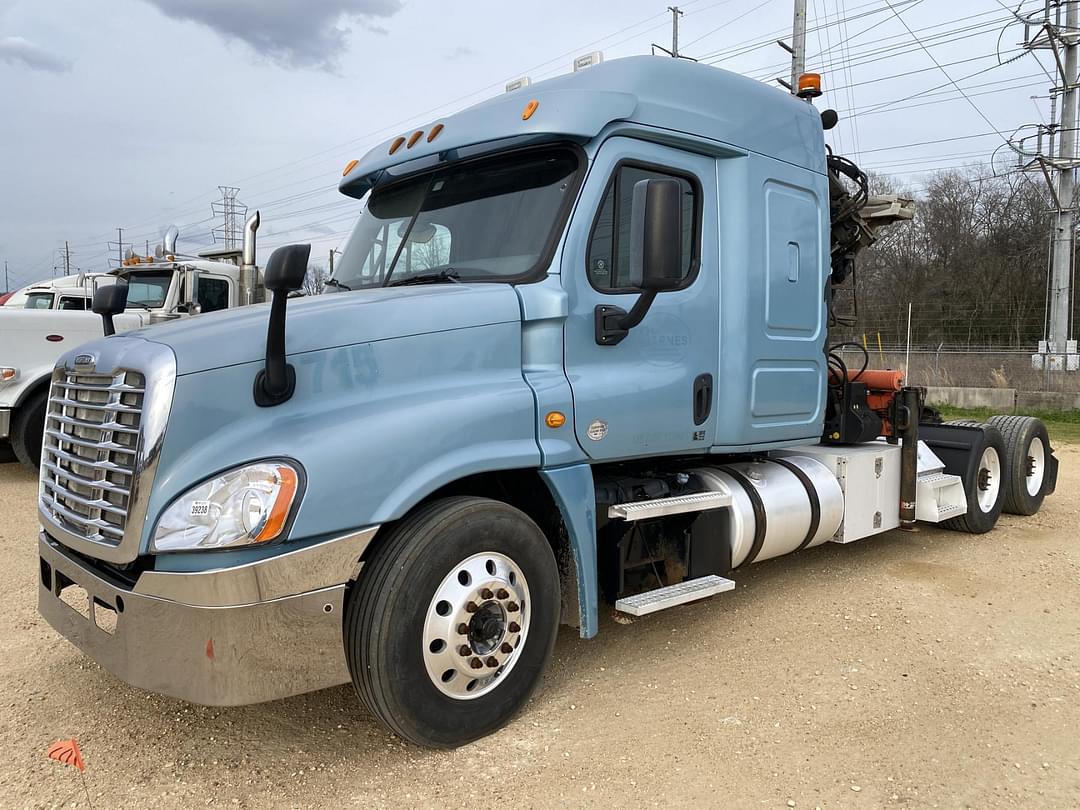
[183,267,201,314]
[254,244,310,407]
[92,283,128,336]
[596,178,684,345]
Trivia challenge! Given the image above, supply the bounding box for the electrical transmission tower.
[1011,1,1079,372]
[212,186,248,249]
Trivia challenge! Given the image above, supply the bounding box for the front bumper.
[38,526,378,706]
[0,407,10,439]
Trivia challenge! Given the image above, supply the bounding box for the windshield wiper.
[324,277,352,291]
[387,269,461,287]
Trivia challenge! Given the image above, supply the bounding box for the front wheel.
[11,391,47,470]
[344,497,560,748]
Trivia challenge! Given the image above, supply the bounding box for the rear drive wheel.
[943,425,1006,534]
[344,497,560,748]
[985,415,1052,516]
[11,391,47,471]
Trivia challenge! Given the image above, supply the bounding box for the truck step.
[614,575,736,616]
[916,471,967,523]
[607,490,732,521]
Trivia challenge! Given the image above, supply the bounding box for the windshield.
[124,272,173,308]
[330,147,580,289]
[24,292,55,309]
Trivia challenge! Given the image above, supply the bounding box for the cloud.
[0,36,72,73]
[141,0,401,71]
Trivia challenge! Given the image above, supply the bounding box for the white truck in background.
[1,214,267,469]
[4,274,116,311]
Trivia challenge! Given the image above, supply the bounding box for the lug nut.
[500,642,514,654]
[485,656,499,668]
[508,622,521,634]
[465,601,479,613]
[480,588,494,600]
[470,657,483,670]
[458,645,472,657]
[496,588,509,599]
[507,601,520,612]
[456,623,469,635]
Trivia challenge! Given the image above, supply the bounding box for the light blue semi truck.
[37,57,1057,748]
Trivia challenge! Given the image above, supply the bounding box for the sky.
[0,0,1060,290]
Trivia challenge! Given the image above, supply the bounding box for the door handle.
[693,373,713,426]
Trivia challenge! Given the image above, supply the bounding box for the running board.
[607,491,732,521]
[916,471,967,523]
[614,575,736,616]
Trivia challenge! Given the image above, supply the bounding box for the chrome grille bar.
[39,368,145,549]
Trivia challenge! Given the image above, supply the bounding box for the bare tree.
[303,263,328,296]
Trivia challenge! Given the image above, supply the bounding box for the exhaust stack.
[240,211,261,306]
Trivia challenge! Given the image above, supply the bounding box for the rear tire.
[344,496,560,748]
[943,424,1006,534]
[985,415,1051,516]
[11,391,47,471]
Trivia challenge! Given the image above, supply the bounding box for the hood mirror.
[254,244,310,407]
[92,283,129,336]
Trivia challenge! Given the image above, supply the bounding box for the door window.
[586,164,698,292]
[197,277,230,312]
[57,296,89,310]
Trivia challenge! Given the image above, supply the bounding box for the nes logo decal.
[586,419,608,441]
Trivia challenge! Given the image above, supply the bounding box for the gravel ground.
[0,446,1077,809]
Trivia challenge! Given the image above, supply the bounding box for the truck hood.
[133,284,524,375]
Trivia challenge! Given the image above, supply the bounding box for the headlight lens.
[151,462,300,552]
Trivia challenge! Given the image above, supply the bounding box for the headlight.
[151,461,301,552]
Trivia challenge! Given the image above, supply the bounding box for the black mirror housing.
[92,283,128,336]
[264,244,310,293]
[629,178,684,291]
[596,179,684,346]
[254,244,310,407]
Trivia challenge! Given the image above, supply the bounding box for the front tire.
[344,497,560,748]
[11,391,47,471]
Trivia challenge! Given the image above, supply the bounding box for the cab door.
[561,138,719,461]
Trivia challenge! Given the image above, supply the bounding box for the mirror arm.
[594,289,658,347]
[617,289,658,330]
[253,290,296,406]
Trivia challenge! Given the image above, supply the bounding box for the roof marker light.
[389,136,406,155]
[427,123,444,142]
[407,130,424,148]
[342,158,359,177]
[797,72,822,99]
[522,99,539,121]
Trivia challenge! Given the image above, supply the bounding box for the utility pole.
[63,241,71,275]
[4,260,8,293]
[789,0,807,92]
[212,186,247,249]
[117,228,123,266]
[669,6,683,59]
[775,0,808,94]
[1015,2,1080,371]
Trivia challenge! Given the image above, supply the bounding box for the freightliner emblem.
[73,353,96,371]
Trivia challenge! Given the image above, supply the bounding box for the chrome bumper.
[38,526,378,706]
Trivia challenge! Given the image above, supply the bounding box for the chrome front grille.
[40,371,146,546]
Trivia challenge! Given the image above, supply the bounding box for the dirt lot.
[1,447,1078,810]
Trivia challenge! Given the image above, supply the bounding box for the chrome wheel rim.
[976,446,1001,513]
[1025,437,1046,497]
[422,551,530,700]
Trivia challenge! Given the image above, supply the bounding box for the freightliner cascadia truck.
[36,56,1057,748]
[1,217,266,469]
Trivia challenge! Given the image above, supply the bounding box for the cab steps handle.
[615,575,736,616]
[607,490,732,521]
